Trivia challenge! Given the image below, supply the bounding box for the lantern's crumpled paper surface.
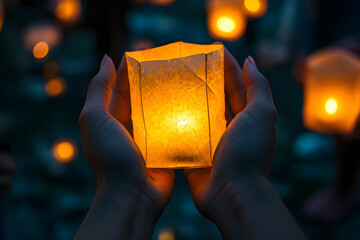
[126,42,226,168]
[303,49,360,134]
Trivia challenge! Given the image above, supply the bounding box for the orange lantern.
[126,42,226,168]
[243,0,267,18]
[303,49,360,134]
[54,0,81,23]
[207,0,247,41]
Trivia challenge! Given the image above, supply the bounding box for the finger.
[222,45,247,115]
[83,55,116,114]
[109,55,132,128]
[242,57,277,120]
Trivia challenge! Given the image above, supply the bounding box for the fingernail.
[248,56,257,68]
[100,54,108,69]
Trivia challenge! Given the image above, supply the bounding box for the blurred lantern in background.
[23,24,61,58]
[243,0,267,18]
[303,49,360,134]
[126,42,226,168]
[206,0,247,41]
[149,0,174,6]
[52,138,77,163]
[45,76,67,97]
[0,0,4,32]
[54,0,81,23]
[33,41,49,59]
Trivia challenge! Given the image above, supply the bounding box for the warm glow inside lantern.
[303,49,360,134]
[243,0,267,18]
[126,42,226,168]
[207,0,247,41]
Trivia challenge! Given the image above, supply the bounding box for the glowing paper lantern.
[45,77,66,97]
[55,0,81,23]
[126,42,226,168]
[243,0,267,18]
[303,49,360,134]
[207,0,247,41]
[52,138,77,163]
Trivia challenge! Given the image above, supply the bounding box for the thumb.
[242,56,277,120]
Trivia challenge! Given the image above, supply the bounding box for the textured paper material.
[303,49,360,134]
[126,42,226,168]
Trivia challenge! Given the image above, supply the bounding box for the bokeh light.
[33,41,49,59]
[55,0,81,23]
[216,16,236,33]
[158,228,175,240]
[45,77,66,97]
[23,24,61,51]
[243,0,267,17]
[325,98,338,115]
[52,139,77,163]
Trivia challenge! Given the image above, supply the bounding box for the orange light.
[207,0,247,41]
[23,24,61,51]
[126,42,226,168]
[55,0,81,23]
[303,49,360,134]
[52,139,77,163]
[33,41,49,59]
[243,0,267,18]
[45,77,66,97]
[158,228,175,240]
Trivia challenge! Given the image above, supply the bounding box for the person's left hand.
[77,55,174,239]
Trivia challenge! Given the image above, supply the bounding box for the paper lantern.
[303,49,360,134]
[243,0,267,18]
[207,0,247,41]
[126,42,226,168]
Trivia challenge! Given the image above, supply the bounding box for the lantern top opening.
[126,41,223,63]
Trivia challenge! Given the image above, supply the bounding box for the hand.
[185,50,277,216]
[76,55,174,240]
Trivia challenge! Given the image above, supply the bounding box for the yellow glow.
[55,0,81,23]
[243,0,267,18]
[33,41,49,59]
[217,16,236,33]
[325,98,337,115]
[207,1,247,41]
[303,49,360,134]
[244,0,260,13]
[45,77,66,97]
[52,140,76,163]
[126,42,226,168]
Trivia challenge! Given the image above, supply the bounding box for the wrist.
[207,175,272,238]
